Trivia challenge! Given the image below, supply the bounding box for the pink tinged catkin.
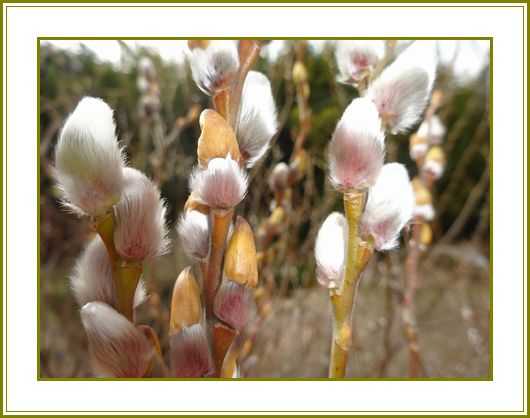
[328,97,385,191]
[54,97,126,217]
[70,236,147,308]
[335,40,386,84]
[177,210,210,261]
[80,302,154,378]
[187,41,240,96]
[113,167,170,262]
[169,323,214,378]
[367,41,438,134]
[237,71,278,167]
[189,155,248,210]
[214,280,251,331]
[315,212,347,289]
[361,163,414,251]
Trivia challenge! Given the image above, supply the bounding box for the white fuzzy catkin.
[417,115,446,144]
[410,142,429,160]
[54,97,125,216]
[315,212,348,289]
[71,236,148,309]
[187,41,240,95]
[237,71,278,167]
[361,163,414,251]
[177,210,210,261]
[189,155,248,209]
[328,97,385,191]
[169,323,213,378]
[422,159,444,179]
[113,167,170,261]
[367,41,438,134]
[335,40,386,84]
[80,302,154,378]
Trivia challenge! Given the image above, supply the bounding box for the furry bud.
[409,133,429,160]
[113,168,169,261]
[70,236,147,308]
[80,302,154,377]
[197,109,240,167]
[237,71,278,167]
[224,216,259,288]
[169,323,213,377]
[417,115,446,145]
[361,163,414,251]
[315,212,347,289]
[328,97,385,191]
[214,280,251,330]
[54,97,125,216]
[422,146,446,179]
[268,162,290,193]
[169,267,202,334]
[177,210,210,261]
[189,155,248,210]
[367,41,437,134]
[335,40,386,84]
[187,40,239,95]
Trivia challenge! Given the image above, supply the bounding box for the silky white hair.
[328,97,385,191]
[237,71,278,167]
[113,167,170,261]
[335,40,386,84]
[187,41,240,95]
[361,163,414,251]
[189,155,248,210]
[177,210,210,261]
[367,41,438,134]
[80,302,154,378]
[315,212,348,289]
[71,236,148,309]
[54,97,125,216]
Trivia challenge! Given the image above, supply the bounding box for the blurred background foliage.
[39,40,490,378]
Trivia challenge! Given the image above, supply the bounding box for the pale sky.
[43,39,490,84]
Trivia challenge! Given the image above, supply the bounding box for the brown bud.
[170,267,202,334]
[197,109,241,167]
[289,149,310,182]
[268,162,289,193]
[188,40,210,50]
[223,216,258,288]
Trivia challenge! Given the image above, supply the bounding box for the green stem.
[95,212,142,322]
[113,261,142,322]
[329,190,365,378]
